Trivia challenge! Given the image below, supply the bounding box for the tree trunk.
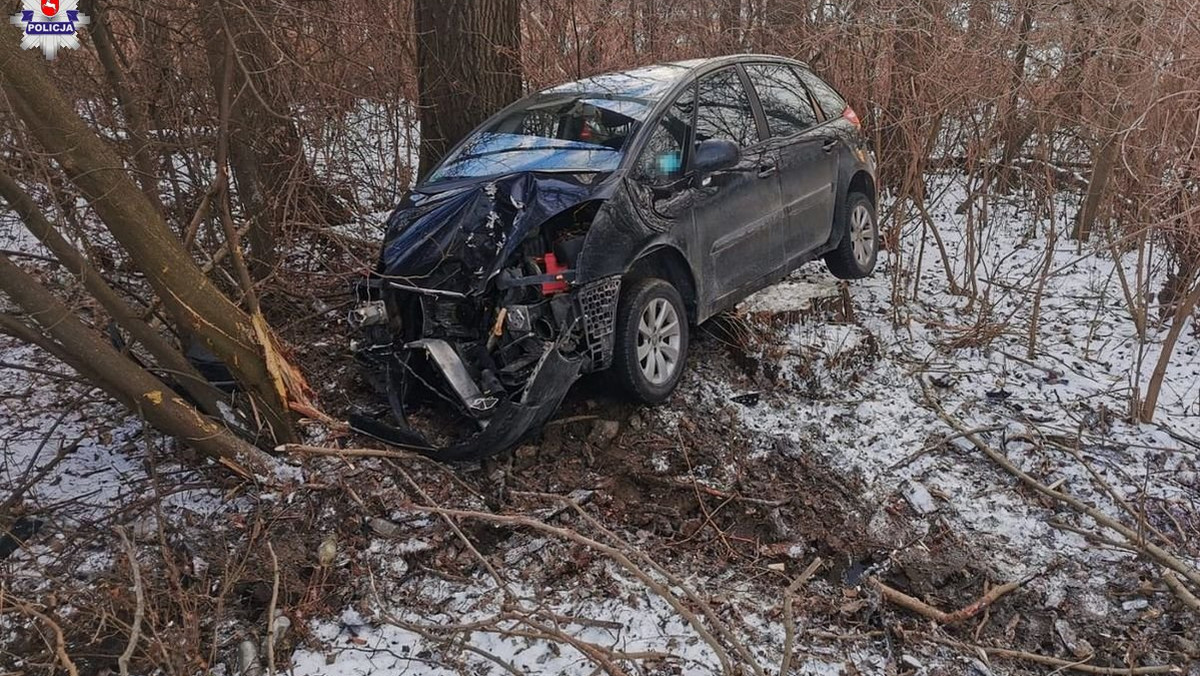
[1071,0,1145,241]
[0,254,280,479]
[415,0,524,177]
[1072,129,1119,241]
[996,0,1034,192]
[0,38,299,444]
[719,0,742,51]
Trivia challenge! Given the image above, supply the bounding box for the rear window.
[794,68,847,119]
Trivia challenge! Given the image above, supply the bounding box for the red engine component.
[541,252,569,295]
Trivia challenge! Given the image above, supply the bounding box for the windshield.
[425,93,657,184]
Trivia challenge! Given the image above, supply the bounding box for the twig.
[1044,434,1175,548]
[408,502,743,676]
[515,491,767,676]
[280,443,420,461]
[889,424,1006,470]
[780,557,823,676]
[1,598,80,676]
[266,541,280,676]
[115,527,144,676]
[1162,570,1200,611]
[0,359,90,384]
[391,464,513,597]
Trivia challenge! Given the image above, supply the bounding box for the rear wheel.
[612,278,689,404]
[824,192,878,279]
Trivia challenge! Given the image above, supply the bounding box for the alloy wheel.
[850,203,876,268]
[636,297,681,385]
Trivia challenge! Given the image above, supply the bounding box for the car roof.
[540,54,809,102]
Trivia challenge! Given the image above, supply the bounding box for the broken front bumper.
[348,275,620,460]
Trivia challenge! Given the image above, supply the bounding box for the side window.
[694,68,759,148]
[743,64,819,138]
[794,68,847,119]
[635,85,695,184]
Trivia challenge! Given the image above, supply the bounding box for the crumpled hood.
[378,172,615,294]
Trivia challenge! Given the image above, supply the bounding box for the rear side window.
[794,68,847,119]
[635,86,696,184]
[743,63,819,138]
[694,67,760,148]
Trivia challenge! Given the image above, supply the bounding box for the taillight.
[842,106,861,130]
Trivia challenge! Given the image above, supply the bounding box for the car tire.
[824,191,878,279]
[612,278,689,404]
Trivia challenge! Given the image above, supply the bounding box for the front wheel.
[824,192,878,279]
[612,278,689,404]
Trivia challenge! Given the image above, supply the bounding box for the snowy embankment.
[285,175,1198,674]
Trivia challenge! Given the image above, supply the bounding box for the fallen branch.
[1,598,80,676]
[869,574,1030,625]
[407,502,746,676]
[514,491,768,676]
[920,379,1200,596]
[266,541,280,676]
[930,636,1180,675]
[279,443,420,461]
[1162,570,1200,612]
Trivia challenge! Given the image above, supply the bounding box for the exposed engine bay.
[349,173,625,460]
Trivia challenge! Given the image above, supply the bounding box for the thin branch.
[115,527,144,676]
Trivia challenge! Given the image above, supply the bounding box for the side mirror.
[693,139,741,174]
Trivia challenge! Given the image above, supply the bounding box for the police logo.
[10,0,90,59]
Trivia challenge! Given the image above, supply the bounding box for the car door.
[688,66,786,304]
[743,63,838,265]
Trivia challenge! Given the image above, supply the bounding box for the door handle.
[757,163,777,178]
[821,140,839,153]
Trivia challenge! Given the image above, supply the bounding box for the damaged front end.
[349,173,622,460]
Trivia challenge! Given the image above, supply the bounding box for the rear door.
[743,63,838,264]
[689,66,786,303]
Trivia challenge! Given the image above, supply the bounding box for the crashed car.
[350,54,879,459]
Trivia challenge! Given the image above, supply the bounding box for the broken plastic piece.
[406,339,498,414]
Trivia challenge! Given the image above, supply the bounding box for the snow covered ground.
[3,172,1198,674]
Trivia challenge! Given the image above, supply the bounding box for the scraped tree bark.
[0,37,305,445]
[415,0,523,176]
